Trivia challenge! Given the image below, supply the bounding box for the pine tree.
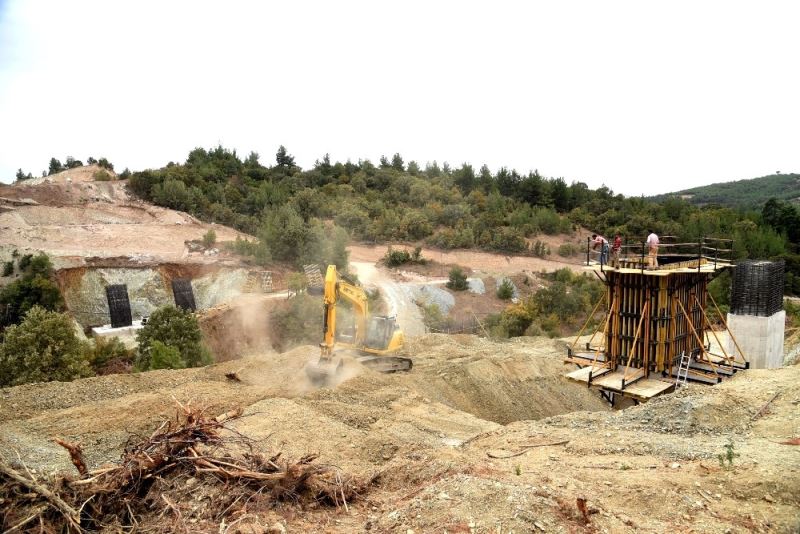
[276,145,295,167]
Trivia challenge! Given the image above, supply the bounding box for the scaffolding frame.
[566,237,748,402]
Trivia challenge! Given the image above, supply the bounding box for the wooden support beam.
[707,292,748,365]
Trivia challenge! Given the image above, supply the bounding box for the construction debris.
[1,403,371,532]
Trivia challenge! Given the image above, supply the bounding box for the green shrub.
[538,313,562,337]
[287,272,308,295]
[552,268,575,283]
[93,169,113,181]
[87,336,132,370]
[499,303,535,337]
[202,228,217,248]
[418,301,448,331]
[385,247,412,267]
[446,267,469,291]
[427,227,475,249]
[487,268,603,339]
[717,438,739,469]
[0,253,63,329]
[531,207,568,235]
[531,240,550,258]
[226,236,272,265]
[485,227,527,253]
[2,261,13,277]
[135,306,211,371]
[17,254,32,271]
[149,340,185,370]
[496,278,515,300]
[0,306,92,386]
[384,246,426,267]
[558,243,578,257]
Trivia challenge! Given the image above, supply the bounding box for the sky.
[1,1,798,195]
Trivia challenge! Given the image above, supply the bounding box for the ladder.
[675,351,690,388]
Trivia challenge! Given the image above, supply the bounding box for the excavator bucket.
[304,356,344,386]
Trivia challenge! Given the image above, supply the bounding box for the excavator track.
[356,355,413,373]
[305,351,412,386]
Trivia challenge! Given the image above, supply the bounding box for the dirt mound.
[396,335,609,423]
[0,334,600,471]
[1,337,798,532]
[353,365,800,534]
[198,295,282,361]
[21,165,118,186]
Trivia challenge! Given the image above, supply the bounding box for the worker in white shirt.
[591,234,609,266]
[646,230,659,270]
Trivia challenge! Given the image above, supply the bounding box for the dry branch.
[0,459,82,531]
[486,440,570,459]
[751,391,780,421]
[1,402,372,532]
[54,438,88,477]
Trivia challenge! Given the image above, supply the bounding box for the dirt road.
[349,243,584,276]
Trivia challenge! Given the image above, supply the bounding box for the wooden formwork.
[566,242,748,403]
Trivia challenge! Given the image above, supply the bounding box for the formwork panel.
[105,284,132,328]
[171,278,197,312]
[604,271,709,375]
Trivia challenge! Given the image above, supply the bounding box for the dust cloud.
[350,261,426,337]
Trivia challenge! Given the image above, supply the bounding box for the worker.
[611,233,622,267]
[646,230,659,269]
[591,234,609,266]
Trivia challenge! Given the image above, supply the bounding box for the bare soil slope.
[1,335,797,532]
[0,167,241,267]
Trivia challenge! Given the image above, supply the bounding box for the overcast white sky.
[1,1,798,195]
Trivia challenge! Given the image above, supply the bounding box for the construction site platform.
[565,366,675,402]
[585,259,732,275]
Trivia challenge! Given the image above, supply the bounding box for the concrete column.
[726,311,785,368]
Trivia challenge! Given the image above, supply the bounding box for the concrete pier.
[726,311,785,368]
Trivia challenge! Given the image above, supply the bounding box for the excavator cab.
[364,316,403,352]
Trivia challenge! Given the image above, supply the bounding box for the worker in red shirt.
[611,233,622,267]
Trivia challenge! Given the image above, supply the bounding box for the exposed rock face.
[58,266,251,327]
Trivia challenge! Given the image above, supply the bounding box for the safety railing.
[586,236,735,273]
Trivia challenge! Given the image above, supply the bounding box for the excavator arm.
[320,265,368,357]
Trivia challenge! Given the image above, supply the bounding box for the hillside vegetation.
[116,146,799,294]
[653,173,800,208]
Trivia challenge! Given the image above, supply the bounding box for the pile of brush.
[1,403,370,532]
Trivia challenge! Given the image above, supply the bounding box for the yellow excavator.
[305,265,412,384]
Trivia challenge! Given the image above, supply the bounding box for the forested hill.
[652,173,800,208]
[121,145,799,293]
